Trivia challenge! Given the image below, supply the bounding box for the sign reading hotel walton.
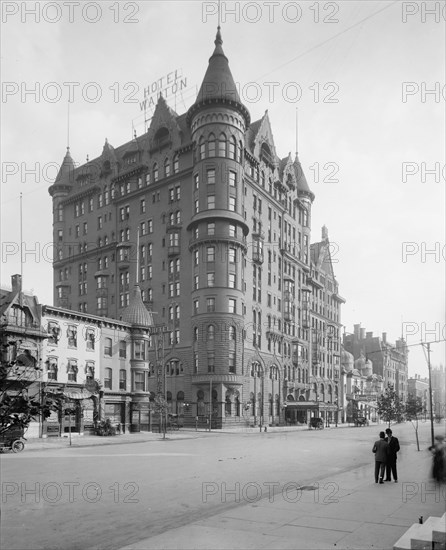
[139,69,188,111]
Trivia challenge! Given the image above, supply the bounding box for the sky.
[1,0,445,377]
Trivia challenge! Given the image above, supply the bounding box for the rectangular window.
[148,219,153,233]
[229,171,236,187]
[194,299,199,315]
[229,248,236,263]
[207,169,215,185]
[207,298,215,312]
[229,197,236,211]
[104,337,112,356]
[119,340,126,358]
[229,273,236,288]
[104,368,112,389]
[229,351,236,373]
[67,325,77,348]
[86,329,95,351]
[207,195,215,209]
[228,298,236,314]
[207,272,215,287]
[134,372,144,391]
[207,222,215,235]
[67,361,78,382]
[194,174,199,190]
[208,352,215,373]
[229,224,236,237]
[207,246,215,262]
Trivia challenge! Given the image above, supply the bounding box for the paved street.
[1,422,445,550]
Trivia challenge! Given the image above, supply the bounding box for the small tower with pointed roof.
[186,27,251,416]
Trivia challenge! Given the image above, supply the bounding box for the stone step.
[393,514,446,550]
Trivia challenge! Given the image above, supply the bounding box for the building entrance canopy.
[286,401,338,411]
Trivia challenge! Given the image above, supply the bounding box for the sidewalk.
[21,423,363,451]
[118,444,445,550]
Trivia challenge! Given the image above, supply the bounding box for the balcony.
[167,245,181,257]
[252,250,264,264]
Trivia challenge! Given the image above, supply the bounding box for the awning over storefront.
[46,388,93,400]
[63,388,93,400]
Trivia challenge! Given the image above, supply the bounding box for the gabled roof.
[310,238,335,280]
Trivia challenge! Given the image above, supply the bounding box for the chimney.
[366,332,373,339]
[322,225,328,240]
[382,332,387,343]
[11,274,22,294]
[360,328,366,340]
[354,324,360,337]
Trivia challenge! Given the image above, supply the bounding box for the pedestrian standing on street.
[429,435,445,483]
[372,431,388,484]
[385,428,400,482]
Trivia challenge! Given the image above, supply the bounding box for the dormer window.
[154,127,170,149]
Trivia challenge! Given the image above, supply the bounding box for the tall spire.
[187,27,250,126]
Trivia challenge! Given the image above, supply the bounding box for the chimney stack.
[354,324,360,337]
[382,332,387,343]
[360,328,366,340]
[366,331,373,339]
[11,274,22,294]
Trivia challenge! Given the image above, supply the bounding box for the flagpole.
[20,192,23,287]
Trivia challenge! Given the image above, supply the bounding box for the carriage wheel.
[12,440,25,453]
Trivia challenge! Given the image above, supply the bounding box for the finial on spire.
[215,26,222,46]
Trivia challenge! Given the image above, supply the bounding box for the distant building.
[343,324,408,403]
[431,365,445,419]
[339,346,383,423]
[407,374,430,415]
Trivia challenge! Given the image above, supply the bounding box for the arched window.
[225,393,232,416]
[198,136,205,160]
[238,140,243,163]
[228,326,236,341]
[207,325,215,340]
[153,163,158,182]
[177,391,184,415]
[173,153,179,173]
[208,134,216,157]
[164,158,171,177]
[229,136,236,159]
[218,133,227,157]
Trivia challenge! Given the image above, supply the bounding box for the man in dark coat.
[373,431,388,483]
[385,428,400,482]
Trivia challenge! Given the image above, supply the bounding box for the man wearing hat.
[385,428,400,482]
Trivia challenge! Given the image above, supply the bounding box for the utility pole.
[426,343,435,448]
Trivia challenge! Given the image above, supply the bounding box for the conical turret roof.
[55,147,76,183]
[294,154,315,201]
[121,284,154,327]
[187,28,250,125]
